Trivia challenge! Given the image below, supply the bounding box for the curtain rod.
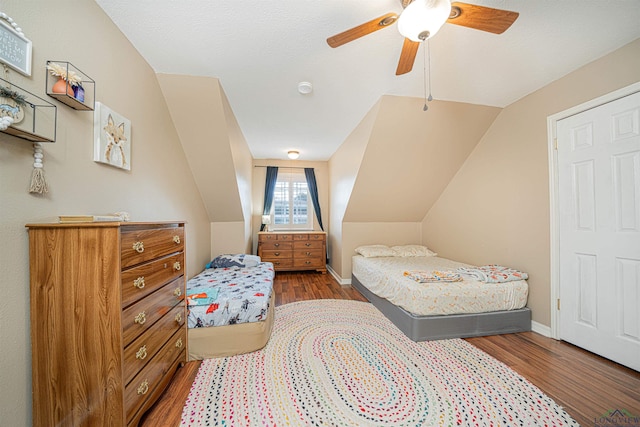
[254,165,310,170]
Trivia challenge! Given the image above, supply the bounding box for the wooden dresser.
[27,221,186,427]
[257,231,326,273]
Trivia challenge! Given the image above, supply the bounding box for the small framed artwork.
[0,13,32,76]
[93,102,131,170]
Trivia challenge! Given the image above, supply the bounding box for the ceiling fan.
[326,0,519,75]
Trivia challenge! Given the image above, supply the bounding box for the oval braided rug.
[180,300,578,426]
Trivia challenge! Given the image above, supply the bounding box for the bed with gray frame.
[350,252,531,341]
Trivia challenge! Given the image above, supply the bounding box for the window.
[270,169,312,230]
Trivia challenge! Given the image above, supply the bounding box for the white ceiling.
[95,0,640,161]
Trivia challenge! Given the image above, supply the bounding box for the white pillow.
[391,245,437,257]
[354,245,396,258]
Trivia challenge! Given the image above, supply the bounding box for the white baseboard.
[327,265,351,285]
[531,320,551,337]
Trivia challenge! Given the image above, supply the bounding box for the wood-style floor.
[140,271,640,427]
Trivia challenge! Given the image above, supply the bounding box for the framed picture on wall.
[93,102,131,170]
[0,15,32,76]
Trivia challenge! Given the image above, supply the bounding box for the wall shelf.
[46,61,95,111]
[0,77,56,143]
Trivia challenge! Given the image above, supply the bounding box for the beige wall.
[423,38,640,327]
[251,159,329,254]
[158,75,254,254]
[0,1,211,425]
[211,222,250,255]
[330,96,500,280]
[223,89,254,252]
[328,102,380,278]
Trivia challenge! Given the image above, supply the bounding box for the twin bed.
[186,254,275,360]
[351,245,531,341]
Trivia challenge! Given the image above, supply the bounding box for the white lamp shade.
[261,215,271,225]
[287,150,300,159]
[397,0,452,42]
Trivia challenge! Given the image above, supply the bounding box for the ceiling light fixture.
[297,81,313,94]
[287,150,300,160]
[397,0,451,42]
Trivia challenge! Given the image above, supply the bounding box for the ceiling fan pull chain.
[423,41,428,111]
[427,38,433,102]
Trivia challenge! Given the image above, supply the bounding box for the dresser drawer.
[293,240,323,250]
[260,249,292,260]
[265,258,294,269]
[122,277,184,346]
[125,328,186,423]
[259,240,293,251]
[121,253,184,308]
[121,226,184,268]
[293,257,325,269]
[259,233,292,241]
[123,303,185,386]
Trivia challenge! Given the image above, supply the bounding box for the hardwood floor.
[140,271,640,427]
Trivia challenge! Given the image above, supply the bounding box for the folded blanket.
[187,287,220,306]
[404,270,463,283]
[456,265,528,283]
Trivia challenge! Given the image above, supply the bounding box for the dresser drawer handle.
[305,243,311,247]
[305,252,312,256]
[173,235,181,244]
[175,338,183,349]
[137,380,149,395]
[274,252,280,256]
[132,241,144,253]
[173,261,181,271]
[274,243,280,247]
[175,312,182,323]
[305,261,312,265]
[174,288,182,297]
[134,311,146,325]
[133,277,145,289]
[136,345,147,360]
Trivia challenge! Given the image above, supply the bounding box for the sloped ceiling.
[96,0,640,161]
[157,74,246,222]
[344,95,501,222]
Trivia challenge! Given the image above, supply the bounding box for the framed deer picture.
[93,102,131,170]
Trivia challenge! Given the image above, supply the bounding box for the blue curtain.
[304,168,324,231]
[260,166,278,231]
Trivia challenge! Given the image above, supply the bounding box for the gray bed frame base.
[352,274,531,342]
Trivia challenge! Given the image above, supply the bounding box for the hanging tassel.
[29,143,48,194]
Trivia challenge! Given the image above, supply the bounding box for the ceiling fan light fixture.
[397,0,452,42]
[287,150,300,159]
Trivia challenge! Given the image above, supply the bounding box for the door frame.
[546,81,640,339]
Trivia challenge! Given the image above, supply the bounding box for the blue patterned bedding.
[187,262,274,329]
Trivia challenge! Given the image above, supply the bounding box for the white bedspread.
[352,255,528,316]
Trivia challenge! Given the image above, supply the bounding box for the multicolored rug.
[180,300,578,426]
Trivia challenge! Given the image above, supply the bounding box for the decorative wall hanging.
[0,12,31,76]
[46,61,95,111]
[29,143,48,194]
[93,102,131,170]
[0,75,56,142]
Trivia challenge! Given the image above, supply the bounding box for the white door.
[557,90,640,371]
